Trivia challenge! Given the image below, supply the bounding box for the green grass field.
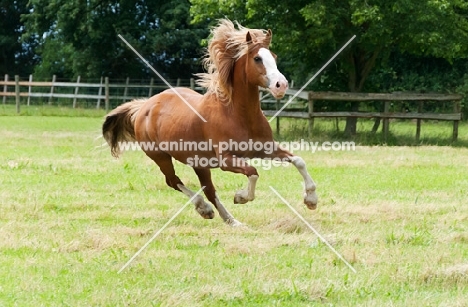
[1,106,468,306]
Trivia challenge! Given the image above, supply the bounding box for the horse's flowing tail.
[102,99,146,157]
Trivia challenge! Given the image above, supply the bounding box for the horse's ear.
[246,31,252,43]
[263,29,272,47]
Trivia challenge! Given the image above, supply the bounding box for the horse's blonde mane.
[196,19,270,104]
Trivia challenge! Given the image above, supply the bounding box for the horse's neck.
[230,62,263,124]
[231,85,261,116]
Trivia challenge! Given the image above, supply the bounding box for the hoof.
[195,201,215,219]
[304,190,318,210]
[226,218,243,227]
[233,190,249,204]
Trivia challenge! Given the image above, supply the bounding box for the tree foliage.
[22,0,209,79]
[0,0,36,75]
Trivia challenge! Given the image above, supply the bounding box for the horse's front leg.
[219,154,259,204]
[289,156,318,209]
[266,148,318,209]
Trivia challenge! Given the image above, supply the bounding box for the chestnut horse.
[103,20,317,226]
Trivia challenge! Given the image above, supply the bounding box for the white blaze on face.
[257,48,288,98]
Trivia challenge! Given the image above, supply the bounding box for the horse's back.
[158,87,203,103]
[134,87,205,142]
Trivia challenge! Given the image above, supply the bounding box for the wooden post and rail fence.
[1,74,197,112]
[1,74,463,141]
[262,90,463,142]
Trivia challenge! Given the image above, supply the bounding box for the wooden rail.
[0,74,200,112]
[263,91,463,142]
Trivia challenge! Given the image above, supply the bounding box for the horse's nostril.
[276,82,280,88]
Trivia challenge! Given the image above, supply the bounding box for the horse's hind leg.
[176,184,215,219]
[193,168,242,227]
[233,174,258,204]
[146,152,214,219]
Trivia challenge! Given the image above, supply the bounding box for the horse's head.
[245,30,288,99]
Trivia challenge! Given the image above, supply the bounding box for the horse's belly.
[170,150,220,168]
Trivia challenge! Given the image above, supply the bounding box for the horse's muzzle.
[269,76,288,99]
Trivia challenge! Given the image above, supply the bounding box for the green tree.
[23,0,209,79]
[191,0,468,134]
[0,0,36,75]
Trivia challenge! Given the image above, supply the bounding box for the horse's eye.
[254,56,262,63]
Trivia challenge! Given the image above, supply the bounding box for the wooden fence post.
[3,74,8,104]
[383,101,390,142]
[73,75,81,108]
[190,78,195,90]
[96,77,103,109]
[105,77,109,112]
[275,99,280,135]
[27,75,33,106]
[148,78,154,97]
[15,75,20,113]
[48,74,56,105]
[453,99,461,142]
[308,92,314,136]
[416,101,424,142]
[123,77,129,102]
[176,78,181,87]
